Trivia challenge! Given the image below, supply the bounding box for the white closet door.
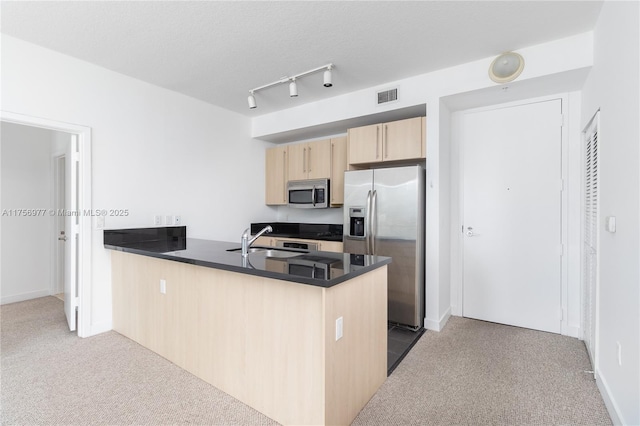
[462,99,563,334]
[583,113,600,368]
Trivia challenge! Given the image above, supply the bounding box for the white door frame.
[1,111,92,338]
[451,94,571,335]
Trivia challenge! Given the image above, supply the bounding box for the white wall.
[1,35,275,335]
[1,122,53,304]
[580,2,640,424]
[251,32,594,331]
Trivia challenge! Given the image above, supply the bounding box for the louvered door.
[583,112,600,369]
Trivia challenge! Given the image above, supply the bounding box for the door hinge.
[558,244,564,256]
[559,114,565,127]
[559,178,565,192]
[558,307,564,321]
[72,152,80,162]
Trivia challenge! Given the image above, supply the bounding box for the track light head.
[323,66,333,87]
[248,92,256,109]
[247,63,333,107]
[289,79,298,97]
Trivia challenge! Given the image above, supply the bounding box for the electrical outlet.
[174,216,181,225]
[160,279,166,294]
[335,316,343,341]
[165,215,173,226]
[96,216,105,229]
[154,215,162,226]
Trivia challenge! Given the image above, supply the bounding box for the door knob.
[466,227,474,237]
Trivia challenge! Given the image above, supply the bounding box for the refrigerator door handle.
[371,190,377,254]
[366,190,372,254]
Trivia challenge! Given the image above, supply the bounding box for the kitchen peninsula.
[104,226,390,425]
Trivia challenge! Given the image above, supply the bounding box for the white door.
[582,112,600,367]
[462,99,562,334]
[64,135,78,331]
[54,155,66,295]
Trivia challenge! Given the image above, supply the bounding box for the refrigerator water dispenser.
[349,207,365,237]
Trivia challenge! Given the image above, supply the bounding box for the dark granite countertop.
[104,227,389,288]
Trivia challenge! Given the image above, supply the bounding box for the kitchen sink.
[226,246,307,258]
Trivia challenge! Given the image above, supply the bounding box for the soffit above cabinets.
[255,105,427,144]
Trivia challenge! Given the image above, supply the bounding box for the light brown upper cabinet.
[288,139,331,181]
[330,136,347,206]
[265,145,288,205]
[348,117,425,165]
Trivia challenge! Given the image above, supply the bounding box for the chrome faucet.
[241,225,272,257]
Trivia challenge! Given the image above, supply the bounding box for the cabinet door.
[382,117,423,161]
[348,123,382,165]
[254,236,273,247]
[287,143,308,181]
[320,241,343,253]
[307,139,331,179]
[265,258,288,273]
[265,146,287,205]
[330,136,347,206]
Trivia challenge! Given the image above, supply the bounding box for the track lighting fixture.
[323,65,332,87]
[247,91,256,109]
[247,63,333,109]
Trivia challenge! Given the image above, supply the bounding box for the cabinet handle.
[303,147,306,173]
[376,126,380,159]
[308,146,312,173]
[283,151,287,202]
[385,124,388,158]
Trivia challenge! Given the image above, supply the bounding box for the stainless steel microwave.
[287,179,329,209]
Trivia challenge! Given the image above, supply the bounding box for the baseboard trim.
[565,324,580,339]
[596,371,625,425]
[424,307,451,332]
[86,321,112,338]
[1,289,50,305]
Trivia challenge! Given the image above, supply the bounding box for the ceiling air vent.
[377,88,398,105]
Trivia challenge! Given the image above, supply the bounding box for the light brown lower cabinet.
[111,251,387,426]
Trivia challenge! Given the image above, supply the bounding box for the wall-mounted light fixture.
[247,63,333,109]
[489,52,524,83]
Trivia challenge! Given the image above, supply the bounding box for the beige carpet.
[1,297,611,425]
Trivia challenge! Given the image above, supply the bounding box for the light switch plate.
[335,317,343,341]
[606,216,616,233]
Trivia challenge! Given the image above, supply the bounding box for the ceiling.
[1,1,603,117]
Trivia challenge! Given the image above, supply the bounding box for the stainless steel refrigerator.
[343,165,425,329]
